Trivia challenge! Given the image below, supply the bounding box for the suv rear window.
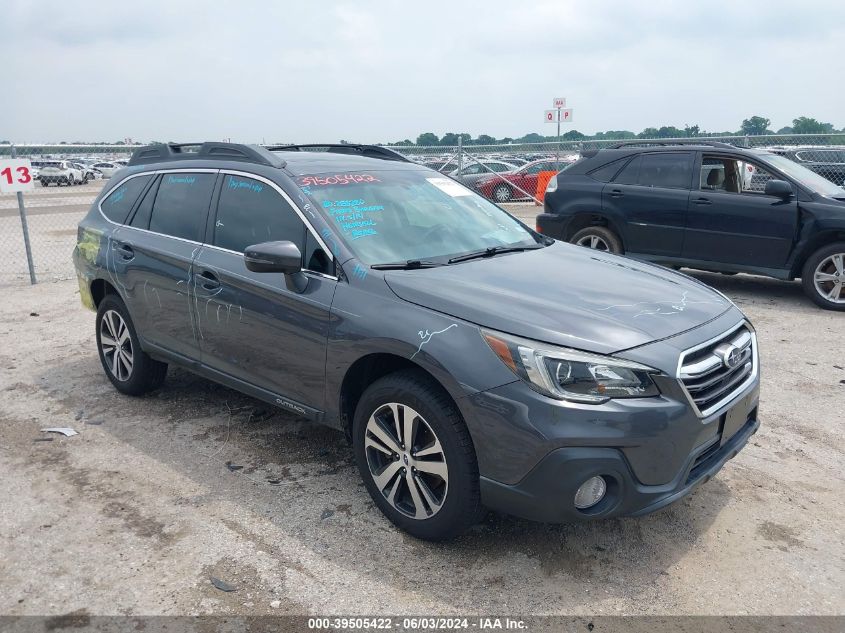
[101,175,153,224]
[148,173,215,241]
[613,153,692,189]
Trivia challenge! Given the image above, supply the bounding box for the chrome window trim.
[97,168,339,280]
[675,320,759,418]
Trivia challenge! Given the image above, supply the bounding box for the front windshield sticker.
[426,177,473,197]
[297,174,380,187]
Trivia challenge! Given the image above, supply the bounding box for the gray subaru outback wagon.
[73,142,760,540]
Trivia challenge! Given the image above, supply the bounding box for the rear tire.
[95,295,168,395]
[570,226,623,254]
[801,242,845,311]
[353,369,483,540]
[492,183,512,203]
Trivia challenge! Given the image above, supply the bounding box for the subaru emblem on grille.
[717,344,742,369]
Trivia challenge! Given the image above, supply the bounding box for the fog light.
[574,476,607,509]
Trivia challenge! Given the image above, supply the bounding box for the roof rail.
[267,143,411,163]
[607,140,737,150]
[128,142,286,168]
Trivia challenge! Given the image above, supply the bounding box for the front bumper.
[479,397,758,523]
[461,311,761,523]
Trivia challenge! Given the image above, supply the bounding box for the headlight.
[545,174,558,193]
[482,329,660,403]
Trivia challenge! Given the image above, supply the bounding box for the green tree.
[519,132,544,143]
[791,117,835,134]
[740,116,771,135]
[684,124,700,137]
[638,127,660,138]
[475,134,496,145]
[416,132,439,146]
[776,126,794,134]
[562,130,586,141]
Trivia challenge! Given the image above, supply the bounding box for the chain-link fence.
[2,134,844,285]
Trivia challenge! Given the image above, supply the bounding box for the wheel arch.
[90,277,119,308]
[791,230,845,278]
[565,212,626,249]
[337,352,461,443]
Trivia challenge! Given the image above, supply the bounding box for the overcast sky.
[3,0,844,144]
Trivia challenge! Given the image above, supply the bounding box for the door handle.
[115,243,134,260]
[609,189,624,198]
[197,270,220,291]
[693,197,712,205]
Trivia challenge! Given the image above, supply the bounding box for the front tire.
[353,369,482,540]
[95,295,168,395]
[801,242,845,311]
[570,225,623,254]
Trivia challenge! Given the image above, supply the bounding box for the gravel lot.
[0,183,843,618]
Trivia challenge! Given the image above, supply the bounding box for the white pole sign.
[0,158,35,193]
[544,110,558,123]
[561,108,573,123]
[553,97,566,109]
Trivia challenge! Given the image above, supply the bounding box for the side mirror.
[764,179,793,199]
[244,241,308,292]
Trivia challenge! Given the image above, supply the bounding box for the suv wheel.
[570,226,623,254]
[802,242,845,311]
[353,369,482,540]
[96,295,168,394]
[492,183,512,203]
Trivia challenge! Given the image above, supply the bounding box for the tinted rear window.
[612,153,692,189]
[101,175,153,224]
[148,173,215,241]
[589,157,630,182]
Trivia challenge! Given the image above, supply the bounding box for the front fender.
[324,274,518,422]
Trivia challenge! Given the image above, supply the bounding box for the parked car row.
[31,157,128,186]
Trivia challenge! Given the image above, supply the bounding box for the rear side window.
[614,155,641,185]
[213,175,305,253]
[129,176,160,229]
[589,157,629,182]
[101,175,153,224]
[613,153,692,189]
[148,173,216,241]
[637,153,692,189]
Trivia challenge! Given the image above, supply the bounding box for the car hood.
[383,243,732,355]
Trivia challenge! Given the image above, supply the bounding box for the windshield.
[763,154,845,197]
[297,169,539,265]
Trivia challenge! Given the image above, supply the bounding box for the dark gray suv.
[73,142,761,540]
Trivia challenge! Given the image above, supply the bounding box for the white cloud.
[3,0,843,142]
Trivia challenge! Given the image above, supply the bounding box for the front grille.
[678,323,756,417]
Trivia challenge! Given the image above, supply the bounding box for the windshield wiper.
[448,244,545,264]
[370,259,446,270]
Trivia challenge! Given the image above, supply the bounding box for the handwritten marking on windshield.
[411,324,458,360]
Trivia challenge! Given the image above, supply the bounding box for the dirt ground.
[0,271,843,619]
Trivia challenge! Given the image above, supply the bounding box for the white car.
[90,161,121,178]
[39,161,85,186]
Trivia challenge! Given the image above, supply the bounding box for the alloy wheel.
[576,234,611,251]
[364,402,448,520]
[813,253,845,304]
[100,309,134,381]
[493,185,511,202]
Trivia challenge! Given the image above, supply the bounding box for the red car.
[475,159,564,202]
